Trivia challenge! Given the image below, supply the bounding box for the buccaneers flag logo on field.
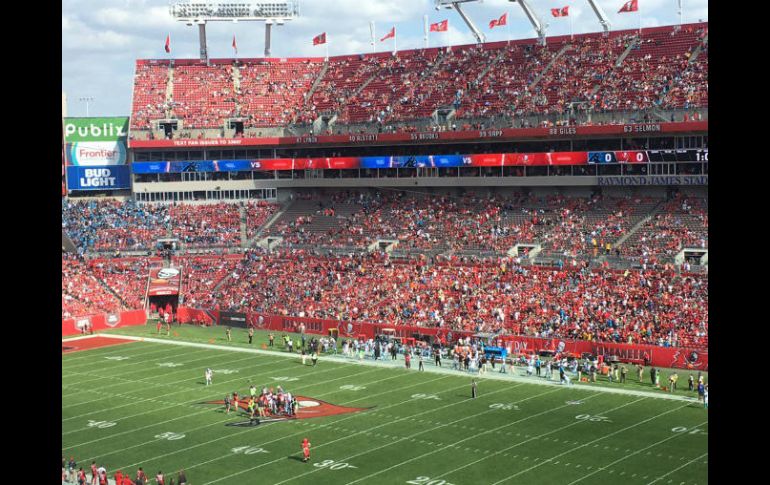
[204,395,368,425]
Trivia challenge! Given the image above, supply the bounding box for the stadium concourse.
[129,23,707,139]
[62,189,707,351]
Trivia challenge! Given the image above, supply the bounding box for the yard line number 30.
[407,477,456,485]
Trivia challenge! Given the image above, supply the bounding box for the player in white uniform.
[205,368,213,386]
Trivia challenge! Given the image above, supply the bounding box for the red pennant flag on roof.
[430,20,448,32]
[552,6,570,17]
[618,0,639,13]
[164,34,171,53]
[232,35,238,54]
[489,13,507,29]
[313,32,326,45]
[380,27,395,42]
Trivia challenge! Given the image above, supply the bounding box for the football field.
[62,331,708,485]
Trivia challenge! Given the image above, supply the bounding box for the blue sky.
[62,0,708,118]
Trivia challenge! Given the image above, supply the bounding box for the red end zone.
[62,336,136,354]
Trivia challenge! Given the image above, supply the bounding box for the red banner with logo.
[497,336,707,371]
[506,151,588,166]
[62,309,147,336]
[148,267,181,296]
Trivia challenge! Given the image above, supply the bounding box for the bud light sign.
[66,166,131,191]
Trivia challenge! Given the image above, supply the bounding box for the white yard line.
[62,340,165,365]
[62,349,264,396]
[645,452,709,485]
[62,346,215,377]
[75,365,411,464]
[109,374,454,472]
[62,348,241,391]
[62,360,359,441]
[491,408,703,485]
[62,353,283,419]
[205,383,551,485]
[62,354,286,410]
[73,334,706,483]
[94,333,701,403]
[62,334,120,342]
[338,393,628,485]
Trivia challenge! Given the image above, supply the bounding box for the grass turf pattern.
[63,327,708,485]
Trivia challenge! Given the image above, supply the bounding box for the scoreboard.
[132,149,710,174]
[587,149,708,164]
[646,149,708,162]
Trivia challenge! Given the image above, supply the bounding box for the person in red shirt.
[114,470,123,484]
[90,462,98,485]
[122,475,134,485]
[77,468,87,485]
[136,467,147,484]
[156,471,165,485]
[301,438,311,463]
[99,469,107,485]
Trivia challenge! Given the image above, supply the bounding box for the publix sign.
[63,117,128,142]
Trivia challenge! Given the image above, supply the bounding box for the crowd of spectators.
[621,195,708,258]
[239,60,324,127]
[174,254,243,309]
[129,23,707,134]
[268,191,666,256]
[63,192,706,262]
[169,202,242,247]
[245,201,280,241]
[167,249,707,350]
[62,199,170,252]
[592,26,708,112]
[63,200,279,251]
[62,253,124,318]
[170,64,237,129]
[90,257,161,310]
[62,243,708,350]
[131,62,170,130]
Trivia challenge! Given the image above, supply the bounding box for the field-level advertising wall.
[63,116,131,191]
[173,307,707,371]
[62,309,147,336]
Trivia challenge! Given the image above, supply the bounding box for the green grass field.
[62,326,708,485]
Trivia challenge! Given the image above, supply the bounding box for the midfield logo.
[204,395,368,425]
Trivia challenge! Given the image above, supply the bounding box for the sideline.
[94,333,701,403]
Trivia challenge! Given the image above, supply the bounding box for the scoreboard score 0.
[588,149,707,164]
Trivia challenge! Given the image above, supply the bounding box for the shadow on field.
[287,455,306,463]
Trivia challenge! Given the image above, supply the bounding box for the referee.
[471,379,477,399]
